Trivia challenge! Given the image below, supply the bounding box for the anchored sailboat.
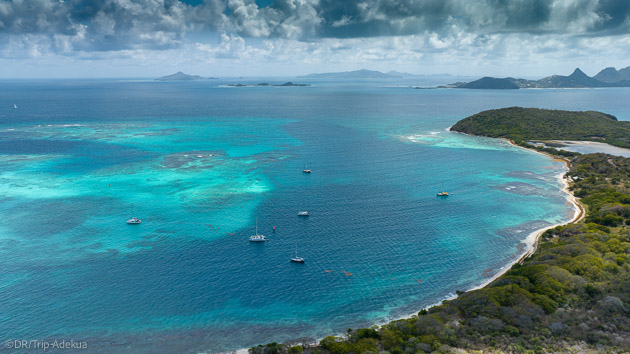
[290,244,305,263]
[302,162,311,173]
[436,180,449,197]
[249,217,267,242]
[126,205,142,224]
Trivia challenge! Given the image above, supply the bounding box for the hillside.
[594,66,630,83]
[450,107,630,148]
[454,67,630,89]
[536,68,607,88]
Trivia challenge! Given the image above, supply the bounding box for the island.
[386,70,422,78]
[251,108,630,353]
[459,77,519,89]
[452,66,630,89]
[227,82,310,87]
[297,69,401,79]
[155,71,218,81]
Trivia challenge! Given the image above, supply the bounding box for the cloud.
[1,0,630,77]
[0,0,226,54]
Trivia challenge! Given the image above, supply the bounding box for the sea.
[1,78,628,352]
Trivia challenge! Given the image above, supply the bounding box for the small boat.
[436,180,449,197]
[291,245,305,263]
[126,205,142,224]
[126,217,142,224]
[249,234,267,242]
[13,104,17,109]
[297,211,310,216]
[302,162,311,173]
[249,217,267,242]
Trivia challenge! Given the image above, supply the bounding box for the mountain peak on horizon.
[569,68,588,77]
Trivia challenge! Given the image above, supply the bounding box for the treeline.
[450,107,630,148]
[251,159,630,352]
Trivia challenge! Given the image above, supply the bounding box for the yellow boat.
[437,181,449,197]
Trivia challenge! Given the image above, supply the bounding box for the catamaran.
[126,217,142,224]
[127,205,142,225]
[126,205,142,224]
[249,218,267,242]
[436,180,449,197]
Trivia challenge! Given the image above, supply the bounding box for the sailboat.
[13,104,17,109]
[126,205,142,224]
[302,162,311,173]
[290,245,305,263]
[249,217,267,242]
[436,180,449,197]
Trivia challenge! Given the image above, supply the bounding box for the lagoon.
[1,80,628,351]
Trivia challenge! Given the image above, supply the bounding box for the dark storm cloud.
[258,0,630,38]
[0,0,228,52]
[593,0,630,34]
[0,0,629,54]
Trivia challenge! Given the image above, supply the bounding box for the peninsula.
[450,107,630,148]
[252,108,630,353]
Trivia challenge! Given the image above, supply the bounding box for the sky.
[1,0,630,78]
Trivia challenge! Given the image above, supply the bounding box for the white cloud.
[1,0,630,77]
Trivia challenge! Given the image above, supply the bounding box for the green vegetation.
[450,107,630,148]
[460,77,519,89]
[251,110,630,353]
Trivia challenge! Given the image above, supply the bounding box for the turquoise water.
[1,80,627,352]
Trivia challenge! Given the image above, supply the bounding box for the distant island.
[386,70,422,78]
[460,77,519,89]
[297,69,401,79]
[155,71,218,81]
[453,66,630,89]
[227,82,310,87]
[253,107,630,353]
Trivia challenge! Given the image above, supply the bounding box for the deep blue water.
[1,79,628,352]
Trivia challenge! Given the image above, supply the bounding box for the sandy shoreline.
[237,133,586,353]
[379,137,585,321]
[500,138,585,259]
[369,135,586,332]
